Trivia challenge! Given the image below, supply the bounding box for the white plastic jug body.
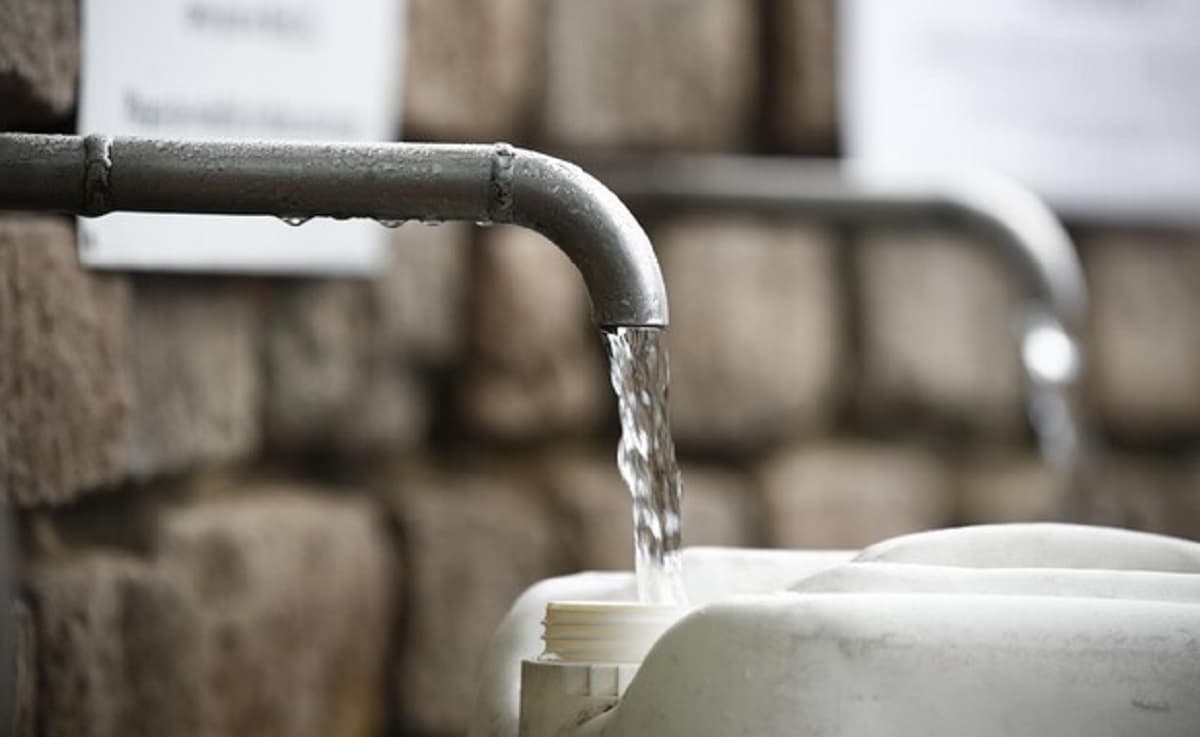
[469,524,1200,737]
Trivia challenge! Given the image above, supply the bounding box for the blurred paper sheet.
[841,0,1200,224]
[78,0,404,275]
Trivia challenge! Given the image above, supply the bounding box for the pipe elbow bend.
[942,169,1087,334]
[505,147,668,329]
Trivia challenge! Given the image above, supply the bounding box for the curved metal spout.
[0,133,668,328]
[593,155,1090,520]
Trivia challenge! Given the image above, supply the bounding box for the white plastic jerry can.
[469,523,1200,737]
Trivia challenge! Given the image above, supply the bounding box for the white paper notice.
[840,0,1200,224]
[78,0,404,274]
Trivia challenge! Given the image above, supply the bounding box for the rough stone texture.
[263,280,429,454]
[263,224,470,453]
[27,489,393,737]
[856,231,1025,436]
[127,279,261,479]
[542,0,759,150]
[0,0,78,127]
[758,441,953,549]
[13,599,35,737]
[767,0,838,153]
[681,464,761,550]
[376,223,473,367]
[542,449,634,571]
[1083,231,1200,440]
[0,216,132,506]
[655,216,843,454]
[263,281,366,443]
[403,0,547,141]
[956,452,1067,524]
[28,553,202,737]
[1170,457,1200,542]
[544,450,758,571]
[461,226,608,442]
[391,466,566,735]
[1086,453,1184,536]
[959,450,1198,537]
[153,488,394,737]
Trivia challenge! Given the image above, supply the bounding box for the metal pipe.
[593,155,1091,520]
[0,133,668,328]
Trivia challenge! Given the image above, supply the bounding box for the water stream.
[603,327,688,605]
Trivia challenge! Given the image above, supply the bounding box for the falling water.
[603,327,688,605]
[1020,311,1086,520]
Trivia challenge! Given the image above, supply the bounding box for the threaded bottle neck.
[540,601,687,664]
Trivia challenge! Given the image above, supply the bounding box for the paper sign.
[78,0,404,274]
[840,0,1200,224]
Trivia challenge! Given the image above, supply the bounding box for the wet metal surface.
[0,133,667,328]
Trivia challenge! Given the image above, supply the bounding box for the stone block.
[655,215,843,454]
[13,599,34,737]
[0,0,78,127]
[765,0,838,153]
[127,278,261,478]
[542,448,634,571]
[544,449,759,571]
[1082,230,1200,440]
[460,226,608,442]
[0,216,132,506]
[1086,452,1183,536]
[681,463,761,550]
[263,281,368,443]
[960,449,1200,538]
[375,222,472,367]
[263,220,474,453]
[855,230,1025,436]
[956,452,1067,525]
[263,279,429,454]
[1171,456,1200,542]
[27,488,394,737]
[758,441,953,549]
[28,553,202,737]
[153,488,395,737]
[403,0,547,141]
[542,0,759,150]
[390,466,566,735]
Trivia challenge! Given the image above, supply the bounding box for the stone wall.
[3,2,1200,735]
